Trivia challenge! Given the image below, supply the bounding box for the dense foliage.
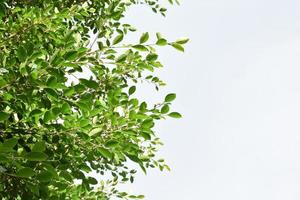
[0,0,187,199]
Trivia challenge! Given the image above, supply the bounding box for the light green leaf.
[171,43,184,52]
[61,102,71,114]
[112,34,124,45]
[156,38,167,46]
[175,37,189,44]
[139,32,149,44]
[89,127,102,136]
[132,45,148,51]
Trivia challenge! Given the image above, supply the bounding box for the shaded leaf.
[25,152,48,161]
[16,167,35,178]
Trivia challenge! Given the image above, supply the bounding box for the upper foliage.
[0,0,187,199]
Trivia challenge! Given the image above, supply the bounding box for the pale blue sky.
[116,1,300,200]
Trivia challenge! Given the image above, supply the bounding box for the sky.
[111,1,300,200]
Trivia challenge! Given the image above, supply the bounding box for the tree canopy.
[0,0,188,199]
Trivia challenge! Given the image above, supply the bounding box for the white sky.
[112,1,300,199]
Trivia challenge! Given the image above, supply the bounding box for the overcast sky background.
[113,1,300,199]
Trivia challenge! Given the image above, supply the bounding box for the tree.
[0,0,188,199]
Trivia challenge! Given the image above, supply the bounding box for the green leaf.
[175,37,189,44]
[168,112,182,118]
[89,127,102,136]
[0,78,7,88]
[79,119,90,128]
[25,152,48,161]
[168,0,174,4]
[139,32,149,44]
[3,138,18,149]
[128,86,136,95]
[171,43,184,52]
[105,140,119,148]
[87,177,98,185]
[146,53,158,61]
[16,46,27,62]
[161,105,170,114]
[140,131,151,140]
[16,167,35,178]
[141,119,154,129]
[64,51,78,61]
[164,93,176,102]
[61,102,71,114]
[60,171,73,183]
[30,109,43,116]
[32,141,46,152]
[98,147,113,160]
[0,4,6,18]
[0,155,8,163]
[79,79,98,89]
[156,38,167,46]
[44,111,54,123]
[44,88,58,100]
[0,112,10,121]
[46,76,57,88]
[132,45,148,51]
[112,34,124,45]
[116,53,127,63]
[37,171,53,182]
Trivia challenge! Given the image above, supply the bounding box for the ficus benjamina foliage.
[0,0,188,199]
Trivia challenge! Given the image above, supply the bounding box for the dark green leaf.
[87,177,98,185]
[16,46,27,62]
[0,112,10,121]
[128,86,136,95]
[16,167,35,178]
[37,171,53,182]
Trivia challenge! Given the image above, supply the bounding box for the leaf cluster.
[0,0,187,199]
